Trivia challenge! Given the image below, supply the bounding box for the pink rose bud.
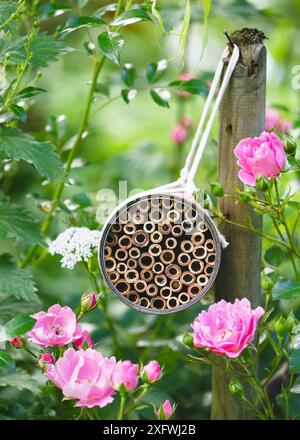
[156,400,175,420]
[191,298,264,358]
[234,131,286,186]
[10,337,24,349]
[171,125,188,145]
[141,360,161,383]
[38,353,54,369]
[112,360,139,391]
[73,330,94,349]
[179,116,193,131]
[80,293,98,313]
[265,108,281,132]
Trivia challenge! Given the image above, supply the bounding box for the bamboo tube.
[167,296,179,309]
[150,230,163,243]
[151,197,161,208]
[166,209,180,223]
[160,286,172,299]
[141,269,154,282]
[111,223,122,233]
[149,208,164,223]
[150,296,166,310]
[198,221,208,233]
[127,258,138,269]
[178,292,190,304]
[162,198,173,210]
[117,262,127,274]
[124,223,136,235]
[118,235,132,249]
[158,221,172,235]
[170,279,182,293]
[177,252,191,267]
[174,200,185,212]
[180,240,194,253]
[119,210,130,224]
[129,247,141,259]
[116,280,130,295]
[188,283,202,297]
[205,252,216,265]
[131,211,145,224]
[138,199,150,213]
[139,252,155,269]
[109,271,120,283]
[204,264,214,277]
[146,284,158,297]
[185,207,198,222]
[160,249,175,265]
[172,225,183,237]
[128,292,140,303]
[154,274,167,287]
[152,262,164,274]
[140,297,150,308]
[115,248,128,261]
[205,239,216,252]
[188,259,204,274]
[165,237,177,249]
[134,280,147,293]
[104,246,112,257]
[132,230,149,247]
[149,243,162,257]
[197,274,209,286]
[165,264,181,279]
[180,272,195,285]
[143,221,155,234]
[192,246,207,259]
[106,233,118,246]
[105,256,116,272]
[125,269,139,283]
[191,232,205,246]
[182,220,194,233]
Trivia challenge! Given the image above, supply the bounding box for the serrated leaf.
[272,279,300,301]
[0,127,64,181]
[150,89,170,108]
[0,200,43,245]
[121,89,137,104]
[10,104,27,123]
[112,5,151,26]
[0,1,17,28]
[15,87,46,100]
[290,349,300,374]
[146,59,167,83]
[0,256,38,303]
[5,315,35,338]
[0,369,40,394]
[0,351,15,371]
[64,15,105,31]
[98,31,125,66]
[29,32,65,68]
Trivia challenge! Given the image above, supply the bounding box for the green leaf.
[112,5,151,27]
[0,255,38,303]
[5,315,35,338]
[0,351,15,371]
[39,3,72,18]
[10,104,27,123]
[0,1,17,28]
[146,59,167,83]
[0,201,43,245]
[71,193,92,208]
[94,83,110,96]
[29,33,65,68]
[98,31,125,66]
[64,15,105,31]
[0,127,64,181]
[210,182,224,197]
[121,89,137,104]
[15,87,46,100]
[272,279,300,301]
[290,349,300,374]
[0,369,40,394]
[264,245,289,267]
[150,89,171,108]
[169,79,208,96]
[121,64,136,87]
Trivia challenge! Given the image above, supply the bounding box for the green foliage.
[150,89,171,108]
[272,279,300,300]
[4,315,36,338]
[112,5,152,27]
[0,350,15,371]
[0,369,40,394]
[98,31,125,66]
[29,33,65,68]
[290,349,300,374]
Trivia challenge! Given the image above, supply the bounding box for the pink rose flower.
[46,348,116,408]
[141,360,161,383]
[234,131,286,186]
[73,330,94,349]
[156,400,175,419]
[266,108,291,134]
[27,304,82,347]
[112,360,139,391]
[192,298,264,358]
[171,124,188,144]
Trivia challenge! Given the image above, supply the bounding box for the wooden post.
[212,28,266,420]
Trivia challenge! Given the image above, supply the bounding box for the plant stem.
[0,0,25,33]
[118,394,126,420]
[21,55,106,268]
[124,385,149,416]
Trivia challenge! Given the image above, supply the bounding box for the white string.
[179,45,240,186]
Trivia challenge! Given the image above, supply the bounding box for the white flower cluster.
[48,227,101,270]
